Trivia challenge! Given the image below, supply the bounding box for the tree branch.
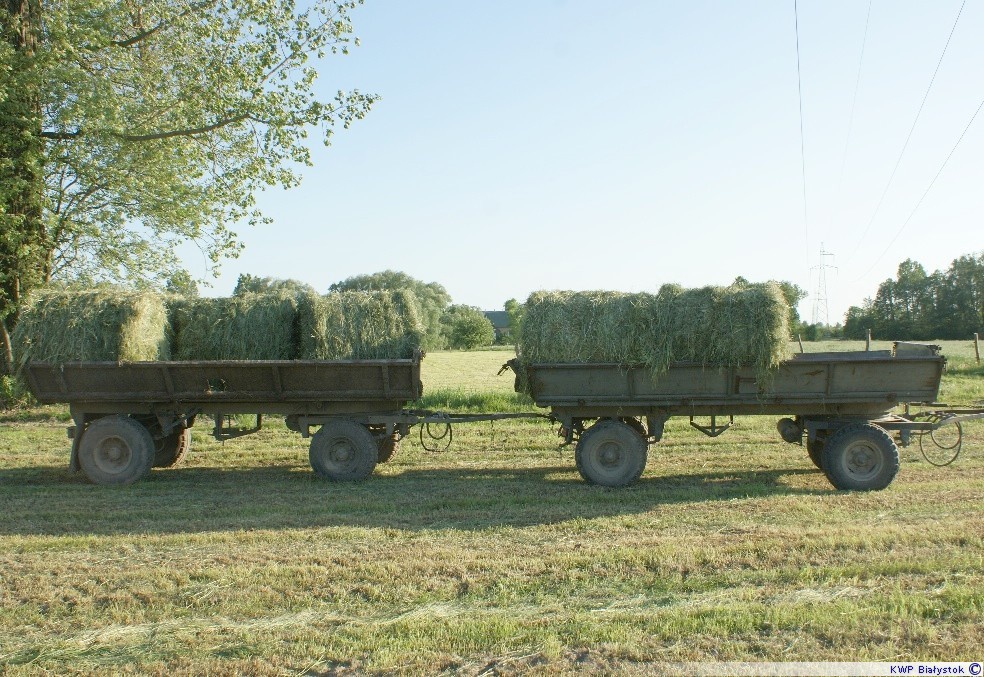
[41,113,251,143]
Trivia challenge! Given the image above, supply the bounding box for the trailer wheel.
[806,437,824,469]
[77,415,155,486]
[821,423,899,491]
[376,433,400,463]
[575,420,647,487]
[154,428,192,468]
[309,420,378,481]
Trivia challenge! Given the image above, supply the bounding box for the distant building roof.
[483,311,510,329]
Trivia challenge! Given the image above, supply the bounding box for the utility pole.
[811,243,837,326]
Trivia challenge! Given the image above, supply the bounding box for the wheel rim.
[842,439,884,480]
[93,435,133,474]
[328,437,356,467]
[597,440,624,468]
[588,437,631,482]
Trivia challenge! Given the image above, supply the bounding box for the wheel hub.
[846,441,881,479]
[597,441,623,468]
[330,440,354,464]
[95,436,131,472]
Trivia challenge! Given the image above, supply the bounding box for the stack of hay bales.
[297,290,424,360]
[12,290,171,365]
[170,292,299,361]
[14,288,425,365]
[519,281,791,380]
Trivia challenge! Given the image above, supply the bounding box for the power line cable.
[794,0,809,276]
[848,0,967,259]
[856,94,984,280]
[829,0,872,227]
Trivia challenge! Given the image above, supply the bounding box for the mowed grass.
[0,346,982,673]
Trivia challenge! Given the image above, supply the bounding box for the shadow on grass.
[0,459,825,537]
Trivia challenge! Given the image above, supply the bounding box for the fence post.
[797,334,804,354]
[866,329,871,351]
[975,333,980,364]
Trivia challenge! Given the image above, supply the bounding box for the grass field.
[0,343,981,674]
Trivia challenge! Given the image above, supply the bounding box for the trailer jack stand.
[213,414,263,441]
[690,415,734,438]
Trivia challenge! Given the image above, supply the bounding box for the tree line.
[843,253,984,340]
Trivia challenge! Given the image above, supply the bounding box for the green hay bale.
[171,292,299,360]
[297,290,425,360]
[519,282,791,380]
[12,290,171,365]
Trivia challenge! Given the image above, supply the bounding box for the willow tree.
[0,0,375,371]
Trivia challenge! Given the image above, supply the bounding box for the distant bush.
[1,375,33,410]
[441,305,494,350]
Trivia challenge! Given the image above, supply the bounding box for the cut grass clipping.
[12,290,171,365]
[170,292,300,361]
[519,282,791,382]
[297,290,424,360]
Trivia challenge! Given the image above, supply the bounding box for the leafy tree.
[440,305,494,350]
[0,0,375,372]
[233,274,316,297]
[841,252,983,340]
[330,270,451,350]
[504,298,523,341]
[165,270,200,298]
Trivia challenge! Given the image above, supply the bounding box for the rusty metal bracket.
[689,415,733,438]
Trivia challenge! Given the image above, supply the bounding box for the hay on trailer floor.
[12,290,171,365]
[519,282,791,380]
[297,290,424,360]
[170,292,299,361]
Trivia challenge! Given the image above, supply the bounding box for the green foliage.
[0,0,375,371]
[330,271,451,350]
[440,305,495,350]
[233,274,317,297]
[0,375,33,409]
[843,253,984,340]
[504,298,524,340]
[165,270,200,298]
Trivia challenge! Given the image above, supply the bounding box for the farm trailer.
[509,343,983,491]
[24,354,437,486]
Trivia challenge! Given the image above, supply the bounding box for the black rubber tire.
[376,434,399,463]
[806,437,824,469]
[821,423,899,491]
[309,420,378,481]
[575,420,647,487]
[153,428,192,468]
[77,415,155,486]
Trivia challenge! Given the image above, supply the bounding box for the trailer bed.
[25,357,423,415]
[521,350,944,418]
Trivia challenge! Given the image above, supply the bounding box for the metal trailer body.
[515,345,980,491]
[24,355,424,486]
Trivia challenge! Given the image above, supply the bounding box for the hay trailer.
[511,343,983,491]
[24,354,429,486]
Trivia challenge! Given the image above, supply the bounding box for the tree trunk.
[0,320,13,374]
[0,0,44,375]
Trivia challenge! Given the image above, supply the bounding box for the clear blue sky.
[187,0,984,324]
